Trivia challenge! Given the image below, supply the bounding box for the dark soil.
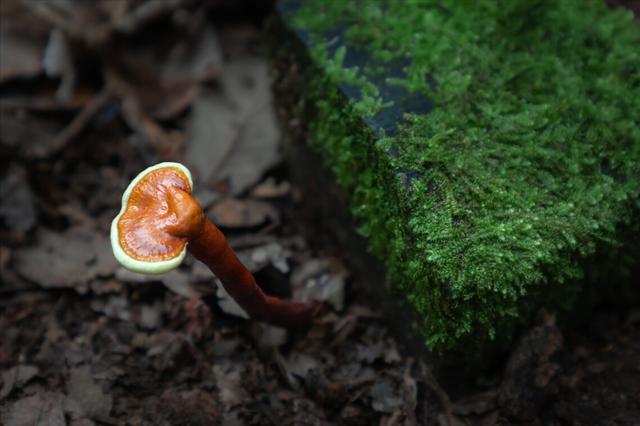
[1,1,639,425]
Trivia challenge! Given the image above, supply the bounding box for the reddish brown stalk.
[189,220,320,331]
[114,165,322,332]
[163,186,321,331]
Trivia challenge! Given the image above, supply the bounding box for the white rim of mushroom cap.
[110,162,194,275]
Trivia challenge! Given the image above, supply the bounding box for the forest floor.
[1,1,639,425]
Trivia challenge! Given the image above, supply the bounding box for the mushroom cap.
[110,162,194,274]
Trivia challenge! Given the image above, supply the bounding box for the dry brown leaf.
[185,57,281,195]
[0,2,48,82]
[0,365,38,400]
[185,91,239,183]
[370,379,403,414]
[0,165,37,243]
[2,392,66,426]
[212,362,248,408]
[292,258,348,311]
[251,178,292,199]
[105,22,221,120]
[158,387,221,426]
[66,366,113,419]
[208,198,279,229]
[13,229,116,292]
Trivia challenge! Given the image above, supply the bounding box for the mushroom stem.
[188,220,320,331]
[111,162,322,332]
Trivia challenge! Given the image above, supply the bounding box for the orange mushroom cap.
[110,162,196,274]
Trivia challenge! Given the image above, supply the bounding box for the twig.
[113,0,188,34]
[20,0,188,44]
[42,87,112,158]
[402,358,418,424]
[18,0,109,45]
[107,0,131,22]
[18,0,79,37]
[419,361,457,426]
[0,98,86,112]
[272,348,301,390]
[118,94,183,160]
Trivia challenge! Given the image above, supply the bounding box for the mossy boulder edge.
[273,0,640,351]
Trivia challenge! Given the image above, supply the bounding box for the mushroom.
[111,162,322,331]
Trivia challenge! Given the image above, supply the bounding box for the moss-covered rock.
[275,0,640,351]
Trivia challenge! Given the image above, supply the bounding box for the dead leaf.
[43,28,75,102]
[68,419,96,426]
[250,323,288,349]
[145,331,184,364]
[105,21,221,121]
[452,390,497,416]
[285,353,321,380]
[2,392,66,426]
[182,297,213,342]
[115,267,160,284]
[212,101,281,195]
[292,258,348,311]
[401,361,418,423]
[89,279,124,295]
[185,57,281,195]
[251,178,291,199]
[41,87,113,159]
[218,57,272,118]
[140,300,163,330]
[210,101,281,195]
[237,241,291,274]
[66,365,113,419]
[0,165,37,243]
[212,362,247,407]
[498,312,563,421]
[161,24,222,86]
[90,295,130,321]
[13,229,100,292]
[370,379,403,414]
[356,342,384,364]
[216,282,249,319]
[209,198,279,229]
[0,365,38,400]
[89,239,119,278]
[273,349,300,390]
[116,266,212,299]
[191,260,215,282]
[437,413,467,426]
[118,95,185,159]
[20,0,109,43]
[111,0,191,36]
[0,4,47,82]
[184,91,239,184]
[158,387,221,426]
[193,188,220,210]
[353,340,402,365]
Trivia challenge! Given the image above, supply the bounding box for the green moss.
[282,0,640,350]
